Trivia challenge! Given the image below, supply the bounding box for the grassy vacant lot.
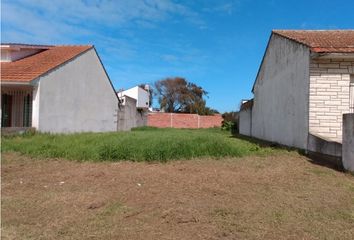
[2,128,354,239]
[2,152,354,240]
[1,127,286,162]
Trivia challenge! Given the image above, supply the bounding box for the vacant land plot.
[1,128,286,162]
[2,152,354,240]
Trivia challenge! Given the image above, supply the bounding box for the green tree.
[154,77,217,115]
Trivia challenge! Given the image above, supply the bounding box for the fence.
[147,113,223,129]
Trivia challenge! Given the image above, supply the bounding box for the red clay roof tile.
[1,45,93,82]
[273,30,354,53]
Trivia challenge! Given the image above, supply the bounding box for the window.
[1,94,12,127]
[23,94,32,127]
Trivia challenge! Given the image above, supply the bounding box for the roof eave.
[1,80,32,85]
[1,81,34,86]
[310,51,354,59]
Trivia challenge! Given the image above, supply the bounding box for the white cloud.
[2,0,94,43]
[202,1,239,16]
[2,0,204,42]
[1,0,210,89]
[1,0,207,50]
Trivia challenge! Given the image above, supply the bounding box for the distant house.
[1,43,118,133]
[117,85,150,109]
[117,86,149,130]
[240,30,354,157]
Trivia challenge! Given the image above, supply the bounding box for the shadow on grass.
[231,134,344,172]
[230,133,304,153]
[305,152,344,172]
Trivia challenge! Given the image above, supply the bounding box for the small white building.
[117,86,150,109]
[1,43,119,133]
[240,30,354,157]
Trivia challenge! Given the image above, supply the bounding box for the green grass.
[1,127,287,162]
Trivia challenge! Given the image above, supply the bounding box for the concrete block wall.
[239,109,252,136]
[342,113,354,172]
[147,113,223,129]
[117,96,147,131]
[309,58,354,142]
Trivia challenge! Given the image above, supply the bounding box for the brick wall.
[199,115,224,128]
[147,113,223,129]
[309,58,354,142]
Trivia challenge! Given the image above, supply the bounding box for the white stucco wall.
[251,34,310,149]
[239,109,251,136]
[119,86,149,109]
[137,87,149,109]
[36,48,118,133]
[31,84,40,129]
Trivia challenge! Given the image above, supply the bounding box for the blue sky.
[2,0,354,112]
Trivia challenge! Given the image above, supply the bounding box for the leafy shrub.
[222,121,238,134]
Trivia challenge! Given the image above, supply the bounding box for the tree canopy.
[154,77,218,115]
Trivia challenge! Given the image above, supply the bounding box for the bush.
[222,121,238,134]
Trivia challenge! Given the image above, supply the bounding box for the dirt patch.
[2,152,354,239]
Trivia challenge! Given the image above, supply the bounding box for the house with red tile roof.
[1,43,119,133]
[239,30,354,157]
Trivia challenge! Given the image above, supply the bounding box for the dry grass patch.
[2,152,354,240]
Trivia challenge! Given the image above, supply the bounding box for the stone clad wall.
[309,58,354,142]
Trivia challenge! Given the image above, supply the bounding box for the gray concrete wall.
[252,34,310,149]
[37,48,118,133]
[342,113,354,172]
[117,96,147,131]
[307,133,342,157]
[239,109,251,136]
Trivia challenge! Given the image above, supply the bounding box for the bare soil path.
[2,152,354,239]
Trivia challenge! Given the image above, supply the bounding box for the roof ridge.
[273,29,354,32]
[0,43,93,47]
[272,31,312,48]
[0,43,54,47]
[54,44,93,47]
[271,30,354,52]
